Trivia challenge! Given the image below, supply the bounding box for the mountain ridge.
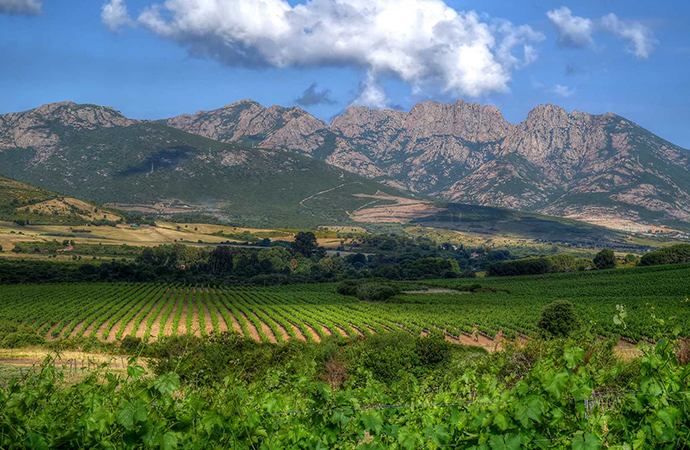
[162,99,690,232]
[1,100,689,233]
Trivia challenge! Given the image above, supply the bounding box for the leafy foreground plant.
[0,330,689,449]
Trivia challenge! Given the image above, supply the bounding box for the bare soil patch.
[349,192,443,224]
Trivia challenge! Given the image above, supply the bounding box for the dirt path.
[268,317,290,341]
[161,291,182,338]
[257,318,278,343]
[303,322,321,343]
[320,326,333,337]
[235,309,261,342]
[135,293,166,339]
[348,323,364,336]
[177,294,190,336]
[300,182,363,208]
[287,321,307,341]
[200,295,215,335]
[332,324,349,337]
[45,320,69,340]
[206,297,228,334]
[105,314,126,342]
[69,313,97,339]
[191,292,201,337]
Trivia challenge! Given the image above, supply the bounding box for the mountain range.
[164,99,690,232]
[0,102,403,228]
[0,99,689,235]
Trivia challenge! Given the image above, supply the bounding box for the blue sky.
[1,0,689,148]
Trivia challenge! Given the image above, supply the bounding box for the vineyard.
[1,263,688,345]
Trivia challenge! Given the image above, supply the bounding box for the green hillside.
[0,122,408,228]
[0,175,89,225]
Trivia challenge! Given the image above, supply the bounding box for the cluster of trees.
[0,232,480,285]
[640,244,690,266]
[486,250,612,277]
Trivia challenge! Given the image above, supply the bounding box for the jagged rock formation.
[164,100,690,229]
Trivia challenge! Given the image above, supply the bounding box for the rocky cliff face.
[165,99,690,229]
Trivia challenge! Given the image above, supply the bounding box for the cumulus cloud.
[600,13,657,59]
[0,0,42,15]
[350,72,389,109]
[547,7,657,59]
[547,7,594,48]
[295,82,337,107]
[117,0,543,108]
[101,0,133,32]
[550,84,576,98]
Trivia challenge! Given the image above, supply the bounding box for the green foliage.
[337,279,400,301]
[640,243,690,266]
[291,231,320,257]
[1,328,689,449]
[593,248,617,269]
[537,301,581,338]
[487,257,555,277]
[355,282,400,301]
[0,320,45,348]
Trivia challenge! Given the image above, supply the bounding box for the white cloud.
[124,0,543,107]
[550,84,576,98]
[547,7,657,59]
[600,13,657,59]
[547,7,594,48]
[101,0,133,32]
[351,72,389,109]
[0,0,42,15]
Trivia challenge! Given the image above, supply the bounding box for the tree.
[593,248,616,270]
[291,232,319,258]
[0,244,3,252]
[208,246,234,275]
[537,300,580,338]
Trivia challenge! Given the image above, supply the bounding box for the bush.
[121,335,143,353]
[336,279,361,297]
[355,282,400,301]
[0,320,45,348]
[639,244,690,266]
[487,257,555,277]
[593,248,616,270]
[537,301,580,338]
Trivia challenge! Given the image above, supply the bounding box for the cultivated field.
[2,264,688,348]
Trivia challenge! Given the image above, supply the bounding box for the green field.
[2,263,688,345]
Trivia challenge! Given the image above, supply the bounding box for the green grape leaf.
[572,432,600,450]
[161,432,178,450]
[116,400,148,430]
[544,371,569,398]
[493,412,510,431]
[489,433,521,450]
[564,347,585,369]
[515,396,544,427]
[361,412,383,435]
[154,373,180,397]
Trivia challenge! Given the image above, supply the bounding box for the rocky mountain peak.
[221,98,264,110]
[0,101,134,152]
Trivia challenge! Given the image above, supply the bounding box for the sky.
[1,0,689,148]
